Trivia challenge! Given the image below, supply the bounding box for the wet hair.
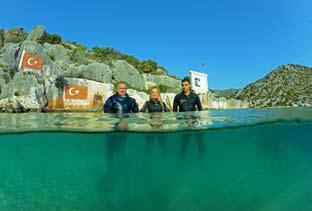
[181,77,190,84]
[116,81,127,88]
[115,81,128,93]
[149,86,163,105]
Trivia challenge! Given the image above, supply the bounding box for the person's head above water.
[116,81,128,96]
[149,86,162,103]
[181,78,191,94]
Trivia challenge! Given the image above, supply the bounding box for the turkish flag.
[18,50,44,71]
[64,85,88,100]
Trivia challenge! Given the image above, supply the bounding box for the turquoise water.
[0,108,312,210]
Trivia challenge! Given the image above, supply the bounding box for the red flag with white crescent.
[64,85,88,100]
[18,50,44,71]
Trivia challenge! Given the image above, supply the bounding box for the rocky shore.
[0,26,249,113]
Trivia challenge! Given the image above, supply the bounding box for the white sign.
[190,70,208,93]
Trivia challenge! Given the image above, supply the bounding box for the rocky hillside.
[0,26,181,92]
[233,64,312,107]
[0,25,248,112]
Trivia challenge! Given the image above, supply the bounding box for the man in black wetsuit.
[173,78,205,160]
[173,78,203,112]
[104,81,139,114]
[103,81,138,186]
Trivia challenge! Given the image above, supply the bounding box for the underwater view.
[0,107,312,210]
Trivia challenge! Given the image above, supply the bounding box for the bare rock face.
[0,73,46,112]
[143,74,181,93]
[62,62,112,83]
[111,60,145,90]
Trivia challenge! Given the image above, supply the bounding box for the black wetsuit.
[173,92,203,112]
[104,94,139,113]
[140,100,170,113]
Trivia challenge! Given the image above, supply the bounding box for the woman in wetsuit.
[140,86,170,113]
[141,86,169,156]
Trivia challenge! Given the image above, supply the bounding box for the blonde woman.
[140,86,170,112]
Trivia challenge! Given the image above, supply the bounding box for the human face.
[150,88,159,101]
[182,81,191,93]
[117,83,127,96]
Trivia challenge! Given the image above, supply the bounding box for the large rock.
[63,62,112,83]
[19,40,49,59]
[112,60,145,90]
[17,41,54,76]
[0,68,7,98]
[143,74,181,93]
[44,43,69,61]
[0,43,20,68]
[46,78,113,111]
[0,98,21,113]
[26,25,47,42]
[0,74,46,112]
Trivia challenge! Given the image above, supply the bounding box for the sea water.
[0,108,312,210]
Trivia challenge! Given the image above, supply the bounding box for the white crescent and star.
[27,58,38,66]
[69,88,80,96]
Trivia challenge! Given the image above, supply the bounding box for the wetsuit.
[104,94,139,113]
[173,91,203,112]
[140,100,170,113]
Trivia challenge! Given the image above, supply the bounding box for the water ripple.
[0,107,312,133]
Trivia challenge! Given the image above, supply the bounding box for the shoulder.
[191,92,200,98]
[106,94,116,102]
[142,100,149,106]
[109,94,118,98]
[128,96,137,103]
[174,93,182,99]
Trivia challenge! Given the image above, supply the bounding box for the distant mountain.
[233,64,312,107]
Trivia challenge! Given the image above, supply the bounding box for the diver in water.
[173,78,205,160]
[140,86,170,113]
[141,86,169,158]
[103,82,137,192]
[104,81,139,114]
[173,77,203,112]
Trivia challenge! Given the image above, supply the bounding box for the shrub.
[158,84,172,93]
[91,46,166,74]
[45,34,62,45]
[55,75,67,89]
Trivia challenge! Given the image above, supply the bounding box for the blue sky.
[1,0,311,89]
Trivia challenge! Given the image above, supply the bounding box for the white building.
[190,70,208,93]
